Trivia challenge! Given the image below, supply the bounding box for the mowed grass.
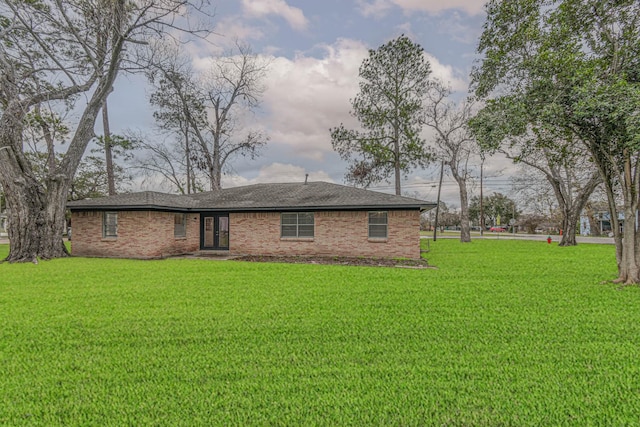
[0,240,639,426]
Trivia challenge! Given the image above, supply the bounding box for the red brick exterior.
[71,211,200,259]
[230,210,421,259]
[71,209,421,259]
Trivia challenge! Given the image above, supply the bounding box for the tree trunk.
[559,211,578,246]
[211,139,222,191]
[618,206,640,284]
[598,151,640,284]
[102,99,116,196]
[459,194,471,242]
[4,179,69,263]
[393,129,401,195]
[451,167,471,243]
[0,103,69,262]
[185,126,191,194]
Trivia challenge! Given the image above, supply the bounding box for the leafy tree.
[471,99,601,246]
[0,0,210,262]
[469,192,519,229]
[421,201,460,231]
[472,0,640,283]
[330,35,433,195]
[518,213,548,234]
[24,146,133,201]
[504,147,601,245]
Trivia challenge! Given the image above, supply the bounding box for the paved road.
[0,234,614,245]
[422,232,615,245]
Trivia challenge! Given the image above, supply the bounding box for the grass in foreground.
[0,240,638,425]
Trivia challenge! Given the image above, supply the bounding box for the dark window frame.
[281,212,314,238]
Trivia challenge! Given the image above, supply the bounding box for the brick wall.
[231,210,421,259]
[71,211,200,259]
[71,209,421,259]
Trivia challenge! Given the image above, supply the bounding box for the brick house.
[67,182,434,260]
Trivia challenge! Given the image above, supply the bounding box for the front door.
[200,214,229,250]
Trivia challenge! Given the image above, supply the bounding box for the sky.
[105,0,515,207]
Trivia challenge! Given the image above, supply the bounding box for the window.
[281,212,314,238]
[369,211,387,238]
[174,213,186,237]
[103,212,118,237]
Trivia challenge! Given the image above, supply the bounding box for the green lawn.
[0,240,638,425]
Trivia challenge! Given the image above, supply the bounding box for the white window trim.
[368,211,388,239]
[174,213,187,238]
[103,211,118,238]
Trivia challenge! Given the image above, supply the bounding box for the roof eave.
[67,204,193,212]
[69,204,433,212]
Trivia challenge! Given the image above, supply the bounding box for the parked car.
[490,226,507,232]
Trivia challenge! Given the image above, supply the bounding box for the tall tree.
[146,41,269,192]
[146,44,203,194]
[469,192,519,230]
[0,0,208,262]
[471,105,602,246]
[514,150,600,246]
[473,0,640,283]
[423,82,477,242]
[330,35,433,195]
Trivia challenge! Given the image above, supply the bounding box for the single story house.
[67,181,435,260]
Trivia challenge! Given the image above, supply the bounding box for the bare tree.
[146,44,202,194]
[511,167,559,218]
[0,0,209,262]
[137,137,205,194]
[145,41,269,192]
[422,82,477,243]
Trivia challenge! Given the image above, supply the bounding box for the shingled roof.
[67,182,435,212]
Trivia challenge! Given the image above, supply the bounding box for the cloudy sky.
[107,0,513,206]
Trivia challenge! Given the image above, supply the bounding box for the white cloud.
[260,38,467,162]
[242,0,309,31]
[425,53,467,91]
[214,17,265,45]
[357,0,393,18]
[396,0,485,15]
[358,0,486,16]
[223,163,334,187]
[261,38,368,161]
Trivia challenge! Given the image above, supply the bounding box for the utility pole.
[433,160,444,241]
[185,122,191,195]
[480,159,484,237]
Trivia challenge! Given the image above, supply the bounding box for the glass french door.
[201,214,229,250]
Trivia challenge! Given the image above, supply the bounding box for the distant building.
[582,209,627,236]
[0,210,6,237]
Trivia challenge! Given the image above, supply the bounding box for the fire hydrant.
[547,235,552,244]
